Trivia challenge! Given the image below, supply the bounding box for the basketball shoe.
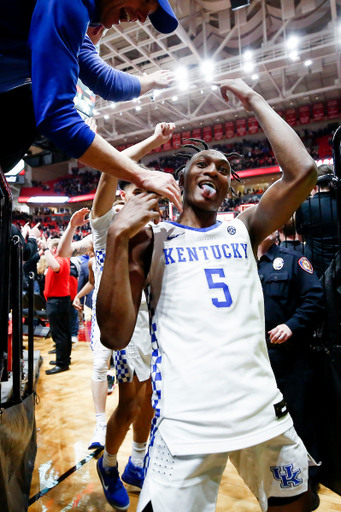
[97,456,130,510]
[122,457,145,489]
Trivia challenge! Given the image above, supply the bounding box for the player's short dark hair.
[173,138,243,184]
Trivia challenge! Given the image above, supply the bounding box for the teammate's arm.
[92,122,175,219]
[96,193,157,350]
[57,208,92,257]
[217,79,317,248]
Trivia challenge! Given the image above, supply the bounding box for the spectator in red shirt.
[39,238,72,374]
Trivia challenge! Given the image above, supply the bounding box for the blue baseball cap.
[149,0,178,34]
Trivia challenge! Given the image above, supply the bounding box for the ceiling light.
[135,106,141,111]
[287,36,299,49]
[179,82,189,91]
[201,60,214,74]
[175,66,187,80]
[133,98,138,103]
[93,109,99,115]
[243,62,255,72]
[200,89,204,94]
[304,59,312,66]
[251,74,259,80]
[111,103,116,109]
[211,84,218,91]
[119,112,123,116]
[289,51,299,61]
[172,96,178,102]
[243,50,253,61]
[104,114,109,120]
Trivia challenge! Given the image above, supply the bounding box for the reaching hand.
[29,223,41,238]
[70,208,90,228]
[139,170,182,212]
[214,78,259,112]
[73,296,83,311]
[268,324,293,344]
[21,222,30,239]
[111,192,160,240]
[150,70,175,89]
[153,122,176,146]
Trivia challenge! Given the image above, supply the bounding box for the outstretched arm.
[97,193,158,350]
[217,79,317,249]
[92,122,175,219]
[57,208,92,257]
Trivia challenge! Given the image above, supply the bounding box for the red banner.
[236,119,247,137]
[225,121,234,139]
[203,126,213,143]
[248,117,259,134]
[192,128,202,139]
[214,124,224,141]
[172,132,181,149]
[163,140,172,151]
[276,110,284,118]
[299,105,310,124]
[126,143,134,148]
[327,99,340,119]
[181,130,191,142]
[153,145,162,153]
[117,144,127,152]
[312,102,325,121]
[285,109,297,126]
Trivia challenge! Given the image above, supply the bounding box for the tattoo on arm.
[71,246,87,257]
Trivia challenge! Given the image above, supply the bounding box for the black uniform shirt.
[258,243,324,348]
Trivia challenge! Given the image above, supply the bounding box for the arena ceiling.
[94,0,341,145]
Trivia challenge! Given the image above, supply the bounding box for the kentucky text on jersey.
[163,243,248,265]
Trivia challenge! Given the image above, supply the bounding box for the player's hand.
[21,222,30,239]
[38,238,47,251]
[268,324,293,344]
[111,192,160,239]
[213,79,259,112]
[139,170,182,212]
[153,122,176,146]
[70,208,90,228]
[29,223,41,238]
[73,296,83,311]
[150,70,175,89]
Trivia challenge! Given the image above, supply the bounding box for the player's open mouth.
[119,8,131,23]
[199,181,217,199]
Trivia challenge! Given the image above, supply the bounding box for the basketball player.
[97,78,318,512]
[58,123,175,510]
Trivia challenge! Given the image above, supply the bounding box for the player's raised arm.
[92,123,175,219]
[96,193,158,350]
[57,208,92,257]
[216,79,317,248]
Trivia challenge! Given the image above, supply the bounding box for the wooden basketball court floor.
[28,335,341,512]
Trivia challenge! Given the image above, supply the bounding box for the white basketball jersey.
[146,218,292,456]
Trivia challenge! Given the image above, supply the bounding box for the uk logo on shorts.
[270,464,303,488]
[227,226,236,235]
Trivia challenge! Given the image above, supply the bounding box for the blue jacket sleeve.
[79,36,141,101]
[28,0,97,159]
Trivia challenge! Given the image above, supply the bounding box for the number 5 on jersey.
[204,268,233,308]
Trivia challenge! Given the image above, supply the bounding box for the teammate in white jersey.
[97,79,318,512]
[58,123,176,511]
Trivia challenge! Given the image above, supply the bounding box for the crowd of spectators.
[53,170,100,196]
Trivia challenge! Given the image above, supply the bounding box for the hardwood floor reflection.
[29,336,341,511]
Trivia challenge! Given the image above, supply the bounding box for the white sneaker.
[72,336,78,346]
[88,423,106,450]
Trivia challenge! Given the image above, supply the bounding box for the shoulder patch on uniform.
[298,257,313,274]
[227,226,236,235]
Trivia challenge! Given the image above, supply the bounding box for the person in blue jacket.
[0,0,181,210]
[258,229,325,510]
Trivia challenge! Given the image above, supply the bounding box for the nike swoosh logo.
[166,233,184,240]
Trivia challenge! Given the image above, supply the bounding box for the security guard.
[258,230,325,509]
